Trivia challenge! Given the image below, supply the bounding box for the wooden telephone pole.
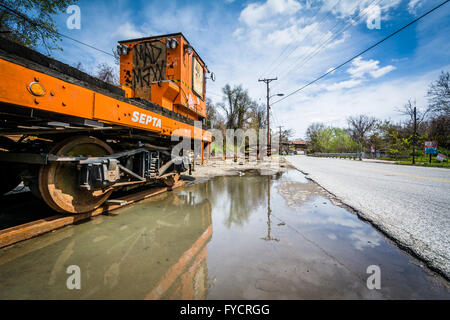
[278,125,283,155]
[258,77,277,156]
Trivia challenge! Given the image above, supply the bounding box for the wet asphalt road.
[286,155,450,279]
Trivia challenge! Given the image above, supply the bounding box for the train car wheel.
[38,136,114,214]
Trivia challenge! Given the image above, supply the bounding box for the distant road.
[286,155,450,278]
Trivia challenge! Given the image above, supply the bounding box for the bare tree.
[73,61,85,72]
[279,128,293,144]
[347,115,378,146]
[248,103,266,129]
[428,115,450,147]
[397,99,429,128]
[217,84,254,129]
[206,98,225,129]
[206,98,217,123]
[95,63,118,85]
[427,71,450,116]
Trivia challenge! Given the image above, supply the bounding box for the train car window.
[192,56,204,100]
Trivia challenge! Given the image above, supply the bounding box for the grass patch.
[395,160,450,168]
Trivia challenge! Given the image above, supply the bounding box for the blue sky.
[43,0,450,138]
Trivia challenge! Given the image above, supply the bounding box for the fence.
[308,152,362,160]
[307,149,449,163]
[362,149,449,162]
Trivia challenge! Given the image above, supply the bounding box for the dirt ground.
[187,157,289,183]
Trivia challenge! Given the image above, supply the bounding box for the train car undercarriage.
[0,110,191,213]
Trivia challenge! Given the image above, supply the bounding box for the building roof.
[290,140,308,145]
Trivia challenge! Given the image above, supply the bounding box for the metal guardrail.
[307,149,448,162]
[308,152,362,160]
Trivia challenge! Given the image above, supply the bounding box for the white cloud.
[327,79,363,91]
[111,22,146,40]
[266,21,315,46]
[370,65,396,78]
[322,0,402,22]
[408,0,422,14]
[239,0,302,26]
[347,57,396,79]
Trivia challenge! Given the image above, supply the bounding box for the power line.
[270,109,279,126]
[272,0,450,106]
[0,3,115,57]
[272,0,377,90]
[278,0,379,84]
[260,0,335,78]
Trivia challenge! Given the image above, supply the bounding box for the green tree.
[306,122,325,152]
[0,0,77,52]
[248,103,266,130]
[329,128,358,153]
[388,131,404,158]
[306,124,360,153]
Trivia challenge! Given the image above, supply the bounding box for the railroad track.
[0,179,186,249]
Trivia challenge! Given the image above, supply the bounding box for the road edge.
[285,158,450,282]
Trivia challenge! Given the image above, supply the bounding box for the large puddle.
[0,169,448,299]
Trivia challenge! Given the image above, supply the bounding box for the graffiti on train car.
[132,41,166,98]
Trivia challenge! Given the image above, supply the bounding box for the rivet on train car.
[34,77,39,82]
[50,91,54,96]
[62,85,66,89]
[62,102,66,107]
[34,98,39,104]
[117,104,120,108]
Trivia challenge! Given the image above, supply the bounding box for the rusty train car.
[0,32,212,214]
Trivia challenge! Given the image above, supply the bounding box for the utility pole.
[258,77,277,156]
[413,106,417,165]
[278,126,283,155]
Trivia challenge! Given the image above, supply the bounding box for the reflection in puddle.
[0,170,448,299]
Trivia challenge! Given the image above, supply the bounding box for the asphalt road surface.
[286,155,450,279]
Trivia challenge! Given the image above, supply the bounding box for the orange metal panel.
[93,93,162,134]
[0,59,94,119]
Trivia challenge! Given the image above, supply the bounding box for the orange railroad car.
[0,33,213,214]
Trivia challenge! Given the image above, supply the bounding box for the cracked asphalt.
[286,155,450,279]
